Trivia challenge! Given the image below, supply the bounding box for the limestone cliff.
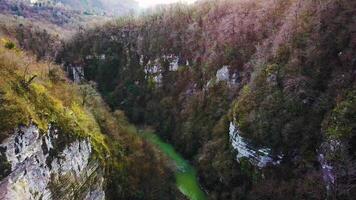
[0,124,105,200]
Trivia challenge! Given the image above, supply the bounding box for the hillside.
[1,0,138,16]
[59,0,356,199]
[0,1,104,41]
[51,0,138,15]
[0,0,355,199]
[0,37,181,199]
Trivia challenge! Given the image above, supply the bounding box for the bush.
[325,91,356,140]
[4,40,15,49]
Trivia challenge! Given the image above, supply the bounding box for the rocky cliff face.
[0,124,105,200]
[228,121,282,168]
[318,139,356,198]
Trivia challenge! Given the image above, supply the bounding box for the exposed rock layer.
[0,124,105,200]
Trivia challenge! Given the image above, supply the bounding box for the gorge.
[0,0,355,199]
[141,130,206,200]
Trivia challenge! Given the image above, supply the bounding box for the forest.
[0,0,355,199]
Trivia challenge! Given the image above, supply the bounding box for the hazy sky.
[137,0,197,8]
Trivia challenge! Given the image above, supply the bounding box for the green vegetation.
[0,146,11,180]
[0,41,108,156]
[4,40,15,50]
[141,130,206,200]
[58,0,356,198]
[325,91,356,140]
[0,38,177,199]
[1,0,355,199]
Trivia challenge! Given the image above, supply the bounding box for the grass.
[0,37,126,164]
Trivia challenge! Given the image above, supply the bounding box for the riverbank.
[139,130,206,200]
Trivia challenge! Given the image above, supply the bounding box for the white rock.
[0,125,104,200]
[216,66,230,82]
[229,122,282,168]
[72,66,84,83]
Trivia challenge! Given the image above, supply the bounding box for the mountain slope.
[28,0,138,15]
[59,0,356,199]
[0,37,178,199]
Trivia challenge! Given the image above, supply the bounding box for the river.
[140,131,207,200]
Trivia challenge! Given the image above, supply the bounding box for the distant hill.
[0,0,110,38]
[0,0,136,40]
[54,0,138,15]
[7,0,138,16]
[100,0,138,15]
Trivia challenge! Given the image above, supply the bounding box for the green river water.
[141,131,207,200]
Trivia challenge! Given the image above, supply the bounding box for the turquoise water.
[141,131,206,200]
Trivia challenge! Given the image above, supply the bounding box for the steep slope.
[0,38,179,199]
[59,0,356,199]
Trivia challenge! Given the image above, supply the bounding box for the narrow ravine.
[140,130,206,200]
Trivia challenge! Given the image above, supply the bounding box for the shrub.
[325,91,356,140]
[4,40,15,49]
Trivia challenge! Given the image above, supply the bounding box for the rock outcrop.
[0,124,105,200]
[229,121,282,168]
